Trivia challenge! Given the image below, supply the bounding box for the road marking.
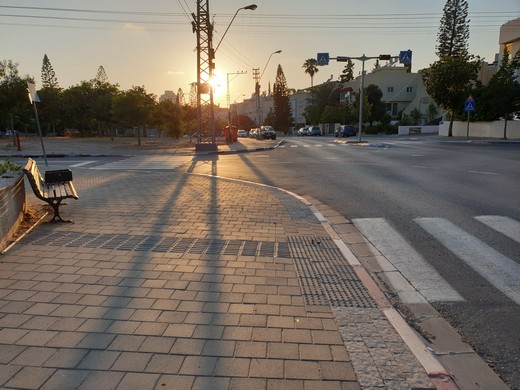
[468,170,499,175]
[70,161,96,167]
[475,215,520,244]
[290,145,298,148]
[353,218,464,303]
[415,217,520,305]
[90,156,191,170]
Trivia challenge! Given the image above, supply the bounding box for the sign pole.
[27,82,48,166]
[466,111,470,139]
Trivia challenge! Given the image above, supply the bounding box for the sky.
[1,0,519,107]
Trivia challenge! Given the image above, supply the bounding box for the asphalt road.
[188,135,520,388]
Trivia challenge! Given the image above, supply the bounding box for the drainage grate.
[288,236,376,308]
[25,231,291,259]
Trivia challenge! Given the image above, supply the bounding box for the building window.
[387,86,394,93]
[406,87,413,93]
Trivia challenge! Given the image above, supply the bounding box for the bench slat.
[23,158,79,222]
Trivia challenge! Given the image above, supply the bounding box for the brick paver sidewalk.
[0,165,433,389]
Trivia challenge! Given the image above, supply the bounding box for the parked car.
[308,126,321,136]
[249,128,260,138]
[297,127,308,136]
[3,130,16,137]
[259,126,276,140]
[335,125,357,138]
[237,129,247,138]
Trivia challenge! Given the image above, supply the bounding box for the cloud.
[122,23,146,32]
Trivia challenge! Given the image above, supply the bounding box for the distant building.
[159,90,177,103]
[499,17,520,80]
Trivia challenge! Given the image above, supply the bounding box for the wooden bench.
[23,158,79,223]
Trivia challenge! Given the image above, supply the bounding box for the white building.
[159,90,177,103]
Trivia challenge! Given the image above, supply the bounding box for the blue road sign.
[317,53,329,66]
[399,50,412,65]
[464,101,475,112]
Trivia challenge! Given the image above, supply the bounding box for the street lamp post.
[227,71,247,127]
[215,4,257,53]
[260,50,282,82]
[257,50,282,126]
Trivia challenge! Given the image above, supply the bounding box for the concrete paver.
[0,137,443,389]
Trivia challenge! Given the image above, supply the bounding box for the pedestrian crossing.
[353,215,520,305]
[279,139,425,148]
[89,155,193,171]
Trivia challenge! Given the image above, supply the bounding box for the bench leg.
[49,199,74,223]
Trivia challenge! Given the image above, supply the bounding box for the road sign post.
[465,96,475,138]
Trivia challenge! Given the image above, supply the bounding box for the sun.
[209,71,226,100]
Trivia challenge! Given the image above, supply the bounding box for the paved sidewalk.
[0,137,442,389]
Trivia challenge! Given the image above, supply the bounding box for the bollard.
[15,133,21,151]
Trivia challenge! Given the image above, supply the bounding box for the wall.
[398,126,439,135]
[439,120,520,139]
[0,173,26,251]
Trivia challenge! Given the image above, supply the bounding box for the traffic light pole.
[318,52,412,142]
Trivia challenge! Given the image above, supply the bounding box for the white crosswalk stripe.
[91,156,192,170]
[353,218,464,303]
[474,215,520,244]
[415,217,520,305]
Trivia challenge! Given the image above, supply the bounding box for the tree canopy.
[302,58,319,87]
[436,0,470,57]
[272,64,293,134]
[423,0,478,136]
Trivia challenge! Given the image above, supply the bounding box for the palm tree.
[302,58,319,87]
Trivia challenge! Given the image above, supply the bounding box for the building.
[499,17,520,79]
[159,90,177,104]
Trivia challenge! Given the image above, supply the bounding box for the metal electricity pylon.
[192,0,217,150]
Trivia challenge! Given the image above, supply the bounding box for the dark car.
[308,126,321,136]
[335,125,357,138]
[259,126,276,140]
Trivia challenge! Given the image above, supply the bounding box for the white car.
[237,129,247,138]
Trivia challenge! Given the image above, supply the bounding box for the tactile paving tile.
[24,231,291,258]
[288,236,376,308]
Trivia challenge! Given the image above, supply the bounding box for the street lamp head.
[243,4,258,10]
[274,50,282,54]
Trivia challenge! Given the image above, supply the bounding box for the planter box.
[0,172,26,251]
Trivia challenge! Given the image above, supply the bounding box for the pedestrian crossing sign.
[465,101,475,112]
[317,53,329,66]
[399,50,412,65]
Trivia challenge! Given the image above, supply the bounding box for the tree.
[365,84,386,126]
[272,65,292,134]
[484,48,520,139]
[423,0,478,136]
[436,0,470,57]
[94,66,109,84]
[372,59,380,72]
[41,54,59,89]
[112,86,156,144]
[39,54,62,134]
[0,60,33,132]
[302,58,319,87]
[410,108,422,125]
[422,55,481,136]
[154,99,183,138]
[339,59,355,83]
